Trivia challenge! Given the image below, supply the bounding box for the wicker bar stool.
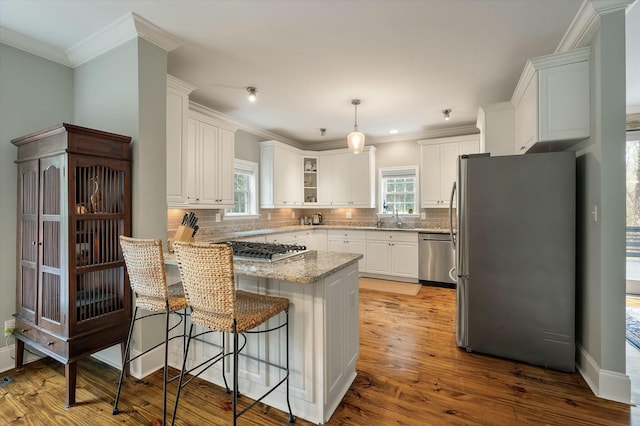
[113,236,189,426]
[171,242,295,425]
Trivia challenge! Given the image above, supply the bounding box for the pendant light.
[347,99,365,154]
[247,87,257,102]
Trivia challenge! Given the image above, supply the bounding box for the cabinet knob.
[520,146,526,151]
[21,328,29,333]
[32,241,37,245]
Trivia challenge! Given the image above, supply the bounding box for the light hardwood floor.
[0,285,636,425]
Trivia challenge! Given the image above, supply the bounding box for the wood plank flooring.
[0,284,635,425]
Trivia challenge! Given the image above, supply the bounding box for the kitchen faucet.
[394,208,402,228]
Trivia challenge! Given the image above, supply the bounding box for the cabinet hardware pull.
[21,329,29,332]
[47,341,54,346]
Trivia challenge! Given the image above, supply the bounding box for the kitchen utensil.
[312,213,322,225]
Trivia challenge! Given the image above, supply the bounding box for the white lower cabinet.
[327,230,366,272]
[364,231,418,280]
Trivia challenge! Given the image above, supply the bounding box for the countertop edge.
[193,225,450,243]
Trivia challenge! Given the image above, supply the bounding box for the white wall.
[574,8,630,403]
[74,38,169,361]
[235,129,262,163]
[0,44,73,355]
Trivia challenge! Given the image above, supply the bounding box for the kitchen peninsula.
[165,249,361,424]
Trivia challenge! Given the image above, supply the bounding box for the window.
[226,159,258,217]
[380,166,418,214]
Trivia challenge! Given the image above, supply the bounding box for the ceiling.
[0,0,637,148]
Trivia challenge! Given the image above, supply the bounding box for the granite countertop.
[164,250,362,284]
[196,225,450,243]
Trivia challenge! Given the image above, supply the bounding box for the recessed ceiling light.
[389,129,399,134]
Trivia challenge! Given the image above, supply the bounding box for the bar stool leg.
[163,309,170,426]
[171,323,194,426]
[233,324,239,426]
[222,332,231,394]
[113,307,138,415]
[286,311,295,423]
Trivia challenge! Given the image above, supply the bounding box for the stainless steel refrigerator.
[450,152,575,372]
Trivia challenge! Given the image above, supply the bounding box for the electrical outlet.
[291,211,295,219]
[346,211,352,219]
[4,319,15,337]
[267,212,271,220]
[215,213,221,222]
[420,212,426,220]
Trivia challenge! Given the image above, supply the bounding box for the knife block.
[168,225,195,253]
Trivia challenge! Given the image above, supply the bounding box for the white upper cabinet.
[512,46,591,154]
[166,75,236,208]
[261,143,376,209]
[260,141,303,208]
[317,147,376,208]
[166,75,196,206]
[418,135,480,208]
[184,106,236,208]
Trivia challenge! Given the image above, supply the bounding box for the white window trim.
[224,159,259,219]
[378,165,420,216]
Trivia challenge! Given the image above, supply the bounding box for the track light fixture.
[247,87,257,102]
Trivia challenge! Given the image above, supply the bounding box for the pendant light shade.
[347,99,365,154]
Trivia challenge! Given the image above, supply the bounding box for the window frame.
[378,166,419,216]
[225,159,259,219]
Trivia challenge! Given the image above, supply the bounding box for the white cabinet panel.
[185,112,235,208]
[317,148,376,208]
[327,230,366,271]
[260,141,303,208]
[364,230,418,279]
[166,75,196,206]
[419,135,480,208]
[513,47,590,154]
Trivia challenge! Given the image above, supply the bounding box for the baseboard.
[0,343,44,374]
[576,342,632,404]
[359,273,418,283]
[1,340,167,382]
[92,344,167,380]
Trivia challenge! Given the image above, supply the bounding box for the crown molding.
[300,124,480,151]
[67,12,180,67]
[167,74,197,95]
[556,0,634,52]
[2,12,180,68]
[511,46,591,105]
[188,101,302,147]
[0,27,71,66]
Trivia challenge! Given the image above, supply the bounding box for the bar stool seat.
[171,241,295,425]
[113,236,189,426]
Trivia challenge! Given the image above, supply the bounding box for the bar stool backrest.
[173,242,236,331]
[119,236,170,312]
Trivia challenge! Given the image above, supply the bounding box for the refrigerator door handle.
[449,181,456,250]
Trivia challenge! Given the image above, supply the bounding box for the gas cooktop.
[226,241,309,262]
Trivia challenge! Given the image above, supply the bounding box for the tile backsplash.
[168,207,453,241]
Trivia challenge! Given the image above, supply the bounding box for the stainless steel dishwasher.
[418,232,456,288]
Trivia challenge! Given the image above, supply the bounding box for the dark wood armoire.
[12,123,132,407]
